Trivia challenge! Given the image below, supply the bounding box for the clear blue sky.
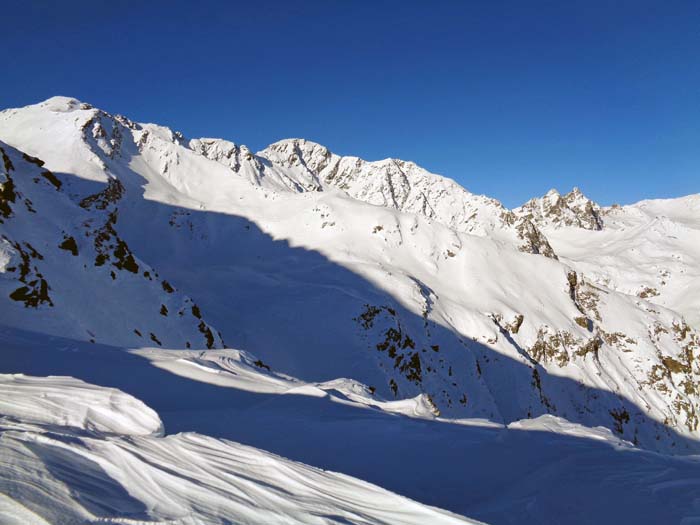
[2,1,698,206]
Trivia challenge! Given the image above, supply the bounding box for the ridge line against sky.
[1,0,698,207]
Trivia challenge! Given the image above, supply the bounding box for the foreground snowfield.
[4,328,700,525]
[0,373,477,525]
[1,96,700,523]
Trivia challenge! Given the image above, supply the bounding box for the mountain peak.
[267,137,327,150]
[515,186,603,230]
[262,138,333,167]
[36,96,91,113]
[564,186,591,204]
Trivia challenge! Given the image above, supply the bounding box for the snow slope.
[4,330,700,525]
[0,373,477,525]
[0,132,224,350]
[518,189,700,329]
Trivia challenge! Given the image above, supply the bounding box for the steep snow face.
[515,187,604,230]
[0,374,477,525]
[0,97,112,185]
[0,141,224,349]
[258,139,557,257]
[1,97,700,457]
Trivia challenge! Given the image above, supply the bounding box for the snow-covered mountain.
[257,138,556,257]
[515,187,605,230]
[518,187,700,329]
[1,96,699,524]
[0,142,224,350]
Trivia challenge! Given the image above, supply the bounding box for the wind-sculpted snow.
[1,96,700,523]
[4,332,700,525]
[0,373,478,525]
[0,374,163,436]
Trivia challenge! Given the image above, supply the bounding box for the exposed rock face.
[516,218,557,258]
[189,138,262,176]
[0,140,225,350]
[516,187,604,230]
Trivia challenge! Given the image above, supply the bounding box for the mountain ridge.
[1,95,700,524]
[10,96,695,223]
